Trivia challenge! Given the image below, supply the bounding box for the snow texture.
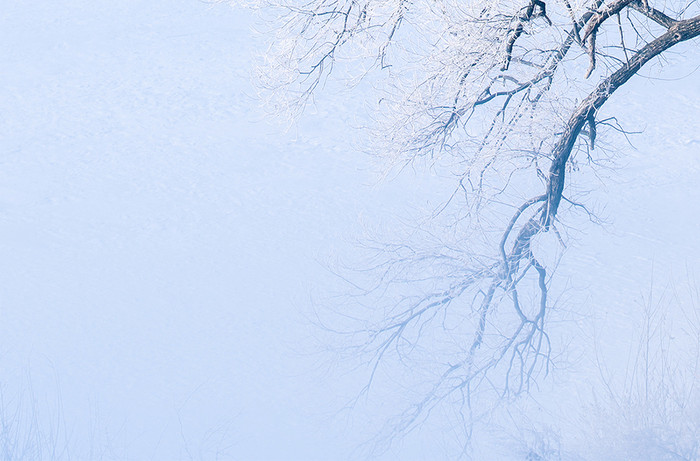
[0,1,699,460]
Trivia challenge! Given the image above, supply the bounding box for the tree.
[245,0,700,452]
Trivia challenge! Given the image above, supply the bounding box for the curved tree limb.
[544,13,700,227]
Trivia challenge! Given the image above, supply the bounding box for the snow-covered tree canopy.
[256,0,698,167]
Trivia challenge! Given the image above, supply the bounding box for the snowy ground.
[1,1,699,460]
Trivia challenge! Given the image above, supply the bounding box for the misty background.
[1,1,699,459]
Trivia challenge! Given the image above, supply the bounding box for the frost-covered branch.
[245,0,700,449]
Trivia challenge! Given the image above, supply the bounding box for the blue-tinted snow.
[0,2,367,459]
[1,1,699,460]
